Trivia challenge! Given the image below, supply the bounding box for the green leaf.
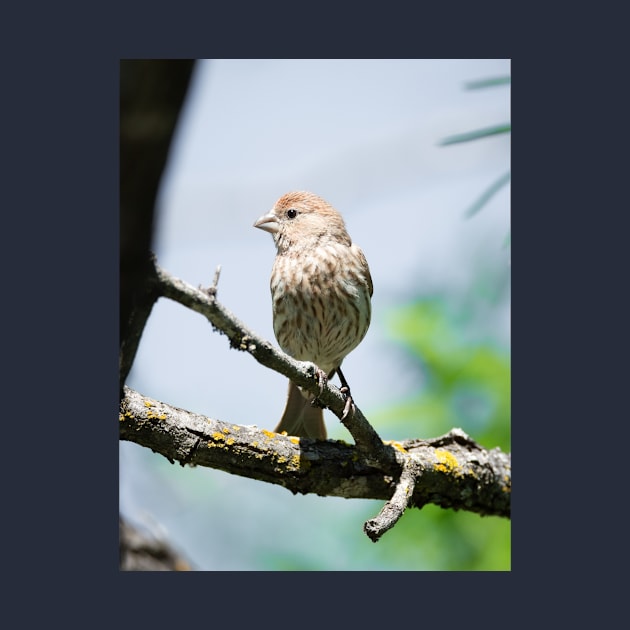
[465,171,511,218]
[465,76,511,90]
[440,123,511,146]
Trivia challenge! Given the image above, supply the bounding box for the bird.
[253,191,373,439]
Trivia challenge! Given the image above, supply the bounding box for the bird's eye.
[287,208,297,219]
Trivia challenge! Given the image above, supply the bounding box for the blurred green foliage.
[364,286,511,570]
[384,297,510,451]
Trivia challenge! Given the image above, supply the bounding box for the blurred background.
[120,58,511,570]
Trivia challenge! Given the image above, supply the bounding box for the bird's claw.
[308,365,328,408]
[307,364,355,419]
[340,386,355,420]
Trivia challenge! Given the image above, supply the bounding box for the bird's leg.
[336,366,355,420]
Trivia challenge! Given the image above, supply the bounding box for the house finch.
[254,191,373,439]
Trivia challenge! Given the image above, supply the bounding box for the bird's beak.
[253,211,279,234]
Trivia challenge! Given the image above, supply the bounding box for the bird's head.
[254,191,350,253]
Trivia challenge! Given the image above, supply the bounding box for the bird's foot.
[308,365,329,408]
[315,367,328,395]
[339,385,355,419]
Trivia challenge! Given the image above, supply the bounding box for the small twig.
[202,264,222,298]
[364,456,422,542]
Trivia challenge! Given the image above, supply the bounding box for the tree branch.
[120,60,195,393]
[119,516,192,571]
[120,388,510,527]
[120,259,511,539]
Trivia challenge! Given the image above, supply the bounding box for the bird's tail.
[274,380,326,439]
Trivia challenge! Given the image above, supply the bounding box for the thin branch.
[149,258,391,461]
